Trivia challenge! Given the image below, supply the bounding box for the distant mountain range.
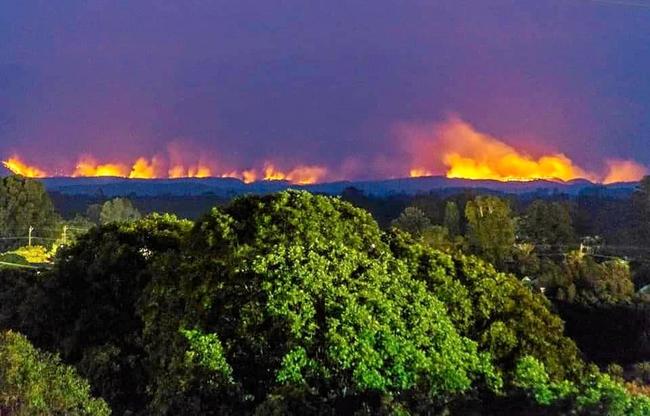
[14,175,638,198]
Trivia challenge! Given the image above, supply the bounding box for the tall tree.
[444,201,461,237]
[391,206,432,238]
[632,175,650,243]
[520,200,575,246]
[33,214,192,414]
[99,197,141,224]
[0,175,60,248]
[142,192,496,415]
[464,196,515,269]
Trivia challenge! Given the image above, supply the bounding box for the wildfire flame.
[130,157,161,179]
[73,156,130,177]
[1,154,327,184]
[168,164,213,179]
[2,156,48,178]
[409,168,432,178]
[402,117,647,183]
[2,118,647,186]
[261,163,327,185]
[603,159,648,184]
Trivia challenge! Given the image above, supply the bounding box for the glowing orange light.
[409,168,432,178]
[220,169,258,183]
[258,163,327,184]
[242,169,257,183]
[73,156,130,177]
[285,165,328,184]
[263,164,287,181]
[129,157,162,179]
[168,164,212,178]
[2,156,48,177]
[403,117,597,182]
[168,165,186,179]
[603,159,648,184]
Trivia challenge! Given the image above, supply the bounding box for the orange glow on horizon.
[242,169,258,183]
[603,159,648,184]
[2,156,48,178]
[168,164,213,178]
[409,168,432,178]
[73,157,130,177]
[2,154,327,184]
[3,120,647,186]
[261,163,327,184]
[404,118,596,182]
[129,157,162,179]
[404,118,650,183]
[285,165,328,185]
[263,164,287,181]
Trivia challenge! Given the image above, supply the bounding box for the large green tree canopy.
[32,214,192,414]
[0,175,60,248]
[388,232,583,381]
[464,196,516,270]
[99,198,142,225]
[142,191,498,415]
[19,191,649,415]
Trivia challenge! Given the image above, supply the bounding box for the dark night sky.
[1,0,650,179]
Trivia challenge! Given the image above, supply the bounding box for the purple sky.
[1,0,650,179]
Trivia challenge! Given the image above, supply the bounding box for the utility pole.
[28,226,34,246]
[62,225,68,245]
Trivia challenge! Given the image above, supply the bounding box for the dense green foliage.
[538,252,636,304]
[391,206,432,238]
[1,178,649,414]
[0,330,110,416]
[512,356,650,415]
[443,201,461,237]
[389,233,583,382]
[31,214,191,414]
[99,197,142,224]
[465,196,516,269]
[0,175,60,249]
[0,269,40,335]
[519,200,575,247]
[142,192,498,414]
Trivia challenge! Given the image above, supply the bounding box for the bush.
[511,357,650,416]
[632,362,650,384]
[12,245,51,263]
[0,330,110,415]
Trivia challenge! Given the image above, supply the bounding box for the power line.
[0,236,58,241]
[0,261,39,270]
[38,226,91,231]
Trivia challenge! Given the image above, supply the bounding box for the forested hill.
[33,175,638,198]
